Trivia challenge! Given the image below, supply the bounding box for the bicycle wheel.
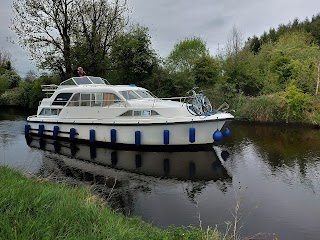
[202,96,212,113]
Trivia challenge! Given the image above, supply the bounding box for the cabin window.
[67,93,80,106]
[40,108,59,116]
[52,93,73,106]
[92,93,103,107]
[151,110,159,115]
[103,93,121,106]
[119,110,159,117]
[66,92,121,107]
[133,110,141,116]
[120,110,133,116]
[80,93,91,106]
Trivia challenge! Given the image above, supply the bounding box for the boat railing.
[38,96,194,108]
[158,96,191,102]
[41,84,58,97]
[45,99,127,107]
[152,96,192,107]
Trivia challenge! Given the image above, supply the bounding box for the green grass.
[0,167,223,240]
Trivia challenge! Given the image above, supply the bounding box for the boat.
[25,76,234,148]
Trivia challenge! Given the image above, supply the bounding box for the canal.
[1,107,320,240]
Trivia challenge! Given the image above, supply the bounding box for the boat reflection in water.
[27,137,231,182]
[27,136,232,213]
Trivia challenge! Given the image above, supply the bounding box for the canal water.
[1,107,320,240]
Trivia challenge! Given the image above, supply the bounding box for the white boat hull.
[26,117,231,146]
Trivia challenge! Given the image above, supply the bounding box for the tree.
[12,0,128,79]
[73,0,128,76]
[260,31,320,94]
[193,55,221,87]
[166,37,209,73]
[109,25,157,86]
[24,70,38,82]
[0,75,10,94]
[165,37,210,94]
[0,49,13,74]
[12,0,79,78]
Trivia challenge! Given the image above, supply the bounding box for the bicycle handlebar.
[186,86,199,95]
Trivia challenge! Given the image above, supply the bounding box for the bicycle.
[186,87,212,115]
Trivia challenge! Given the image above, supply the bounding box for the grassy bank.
[0,167,223,240]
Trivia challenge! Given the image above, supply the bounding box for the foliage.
[72,0,128,77]
[235,94,286,122]
[282,83,313,123]
[0,73,60,108]
[193,55,221,87]
[144,65,177,97]
[165,37,213,94]
[0,75,9,94]
[24,70,38,82]
[235,84,314,124]
[109,25,158,86]
[166,37,209,74]
[247,14,320,53]
[0,48,12,75]
[12,0,128,79]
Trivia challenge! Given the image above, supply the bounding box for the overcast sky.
[1,0,320,77]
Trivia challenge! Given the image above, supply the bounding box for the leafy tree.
[145,65,177,97]
[282,83,313,123]
[73,0,128,76]
[165,37,210,94]
[223,27,264,97]
[259,31,320,94]
[166,37,209,73]
[193,55,221,87]
[109,25,157,86]
[0,49,13,75]
[0,75,9,94]
[12,0,128,79]
[12,0,79,78]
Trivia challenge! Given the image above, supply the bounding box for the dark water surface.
[1,107,320,240]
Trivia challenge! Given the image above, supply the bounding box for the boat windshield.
[120,89,155,100]
[120,90,142,100]
[60,76,109,86]
[135,90,153,98]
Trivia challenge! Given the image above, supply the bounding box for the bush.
[282,83,313,123]
[235,94,285,122]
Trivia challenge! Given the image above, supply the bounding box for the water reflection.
[27,136,232,182]
[26,136,232,213]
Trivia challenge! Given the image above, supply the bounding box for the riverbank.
[0,166,223,240]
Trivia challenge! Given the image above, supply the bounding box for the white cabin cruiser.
[25,76,234,148]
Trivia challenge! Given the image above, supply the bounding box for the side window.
[80,93,91,106]
[40,108,59,116]
[103,93,121,106]
[91,93,103,107]
[52,93,73,106]
[67,93,80,107]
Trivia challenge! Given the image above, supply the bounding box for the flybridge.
[59,76,110,86]
[41,76,111,97]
